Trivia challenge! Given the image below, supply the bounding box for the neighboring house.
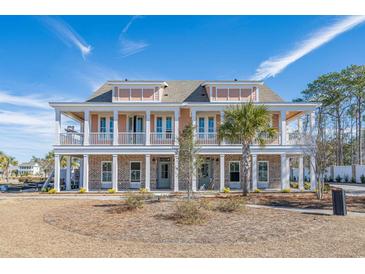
[18,162,40,176]
[50,80,318,192]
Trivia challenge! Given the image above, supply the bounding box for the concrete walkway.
[330,183,365,196]
[247,204,365,217]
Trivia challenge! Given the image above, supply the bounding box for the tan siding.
[179,108,191,133]
[91,114,98,132]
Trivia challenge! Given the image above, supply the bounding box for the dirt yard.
[0,195,365,257]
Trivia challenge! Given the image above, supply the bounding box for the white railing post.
[174,109,179,145]
[310,155,316,191]
[55,109,61,145]
[113,110,118,146]
[280,110,286,145]
[281,153,289,189]
[84,110,90,145]
[252,154,257,191]
[146,110,150,145]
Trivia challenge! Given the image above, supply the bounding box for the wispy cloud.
[40,16,92,59]
[119,16,149,57]
[251,16,365,80]
[0,91,51,109]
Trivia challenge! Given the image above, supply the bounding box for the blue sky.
[0,15,365,162]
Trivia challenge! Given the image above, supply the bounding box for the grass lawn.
[0,194,364,257]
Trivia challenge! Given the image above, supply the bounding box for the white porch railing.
[118,132,146,145]
[196,132,219,145]
[150,132,175,145]
[59,133,84,145]
[89,132,113,145]
[287,132,304,145]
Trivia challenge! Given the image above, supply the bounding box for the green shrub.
[323,183,331,192]
[304,182,311,190]
[281,188,291,193]
[344,175,349,183]
[223,187,230,193]
[79,188,86,193]
[215,197,245,212]
[290,182,299,189]
[48,188,56,194]
[139,187,148,193]
[254,188,262,193]
[107,188,116,194]
[360,175,365,184]
[174,200,206,225]
[351,177,357,184]
[125,194,144,210]
[335,175,342,183]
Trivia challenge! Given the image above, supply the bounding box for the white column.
[252,154,257,191]
[280,110,286,145]
[84,110,90,145]
[65,156,71,191]
[310,155,316,191]
[281,154,289,189]
[191,109,196,142]
[112,154,118,191]
[309,111,315,136]
[174,154,179,192]
[113,110,119,145]
[174,109,179,145]
[192,156,197,191]
[83,154,89,191]
[55,110,61,145]
[145,154,151,191]
[79,157,83,189]
[298,155,304,191]
[220,111,225,145]
[220,154,225,192]
[54,154,60,192]
[145,110,150,145]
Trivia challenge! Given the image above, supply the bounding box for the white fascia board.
[198,145,307,155]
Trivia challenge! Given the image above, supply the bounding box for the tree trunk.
[241,143,250,196]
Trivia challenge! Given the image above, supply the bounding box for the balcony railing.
[196,132,219,145]
[60,133,84,145]
[287,132,305,145]
[150,132,175,145]
[90,132,113,145]
[118,132,146,145]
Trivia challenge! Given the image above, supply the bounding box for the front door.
[198,160,212,190]
[157,158,171,189]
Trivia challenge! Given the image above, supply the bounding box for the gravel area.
[1,197,365,257]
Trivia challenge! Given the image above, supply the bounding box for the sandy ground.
[0,197,365,258]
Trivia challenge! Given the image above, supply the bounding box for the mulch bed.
[44,198,329,245]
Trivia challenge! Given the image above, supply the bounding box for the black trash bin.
[332,189,347,216]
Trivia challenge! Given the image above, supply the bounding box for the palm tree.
[0,151,18,182]
[218,102,276,195]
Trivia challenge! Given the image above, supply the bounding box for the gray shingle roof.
[87,80,283,103]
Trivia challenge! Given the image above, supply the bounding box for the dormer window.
[110,81,168,102]
[202,81,262,102]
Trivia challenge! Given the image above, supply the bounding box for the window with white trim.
[258,161,268,182]
[101,161,112,183]
[130,162,141,182]
[229,161,240,182]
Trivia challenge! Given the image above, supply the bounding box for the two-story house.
[50,80,319,192]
